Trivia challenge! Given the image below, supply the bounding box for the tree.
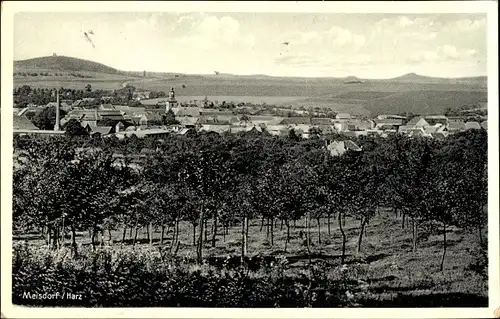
[308,126,322,138]
[239,114,250,124]
[63,119,88,136]
[31,107,67,130]
[163,109,180,125]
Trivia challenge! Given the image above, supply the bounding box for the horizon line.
[14,54,488,81]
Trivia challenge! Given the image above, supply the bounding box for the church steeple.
[166,87,178,113]
[169,87,175,100]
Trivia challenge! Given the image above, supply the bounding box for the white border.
[1,1,498,318]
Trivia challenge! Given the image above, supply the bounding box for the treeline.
[13,85,166,108]
[14,72,93,78]
[13,129,487,271]
[444,102,488,118]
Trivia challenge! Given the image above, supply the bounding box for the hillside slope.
[14,56,119,74]
[366,90,488,116]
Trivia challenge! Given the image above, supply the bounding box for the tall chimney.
[54,89,60,131]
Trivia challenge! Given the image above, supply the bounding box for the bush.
[12,245,353,307]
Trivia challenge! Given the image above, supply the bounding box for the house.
[245,125,263,133]
[367,129,383,137]
[99,104,115,111]
[407,127,432,138]
[406,116,430,128]
[138,128,170,138]
[424,115,448,126]
[177,116,199,128]
[335,113,351,120]
[264,125,290,136]
[280,117,312,125]
[252,116,283,126]
[353,120,373,131]
[125,128,169,139]
[86,125,114,136]
[72,100,83,107]
[17,106,38,117]
[448,120,466,134]
[230,126,263,134]
[197,115,238,125]
[45,102,59,108]
[315,125,335,135]
[327,140,362,157]
[311,118,333,126]
[424,124,443,135]
[398,125,409,134]
[200,109,235,116]
[64,109,126,127]
[172,107,201,117]
[339,130,367,137]
[13,115,38,130]
[177,128,197,137]
[115,121,125,133]
[133,91,151,100]
[199,124,231,134]
[465,121,482,130]
[373,118,404,131]
[139,112,164,126]
[377,114,406,120]
[112,105,146,115]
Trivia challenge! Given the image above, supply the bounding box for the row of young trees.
[13,129,487,270]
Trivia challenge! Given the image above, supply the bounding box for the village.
[13,85,488,146]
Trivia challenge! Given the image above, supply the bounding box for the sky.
[14,12,487,78]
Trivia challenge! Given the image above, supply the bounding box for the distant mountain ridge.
[388,72,487,82]
[14,55,487,81]
[14,55,119,74]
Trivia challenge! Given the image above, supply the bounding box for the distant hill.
[344,76,365,84]
[14,56,119,74]
[388,72,487,84]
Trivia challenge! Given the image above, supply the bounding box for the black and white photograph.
[1,1,498,317]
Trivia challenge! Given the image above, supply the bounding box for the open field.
[14,56,488,116]
[14,72,488,116]
[13,207,487,307]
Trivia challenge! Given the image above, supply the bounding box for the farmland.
[14,55,488,116]
[12,129,488,307]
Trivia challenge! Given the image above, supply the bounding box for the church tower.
[166,87,178,113]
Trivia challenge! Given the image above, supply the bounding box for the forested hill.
[14,56,119,74]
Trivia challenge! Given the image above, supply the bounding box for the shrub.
[12,245,354,307]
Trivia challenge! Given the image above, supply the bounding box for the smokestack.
[54,89,60,131]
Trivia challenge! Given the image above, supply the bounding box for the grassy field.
[14,207,487,306]
[14,73,487,116]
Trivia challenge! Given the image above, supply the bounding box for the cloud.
[442,17,486,33]
[409,45,477,63]
[171,14,255,49]
[274,54,323,68]
[290,25,365,50]
[274,52,372,70]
